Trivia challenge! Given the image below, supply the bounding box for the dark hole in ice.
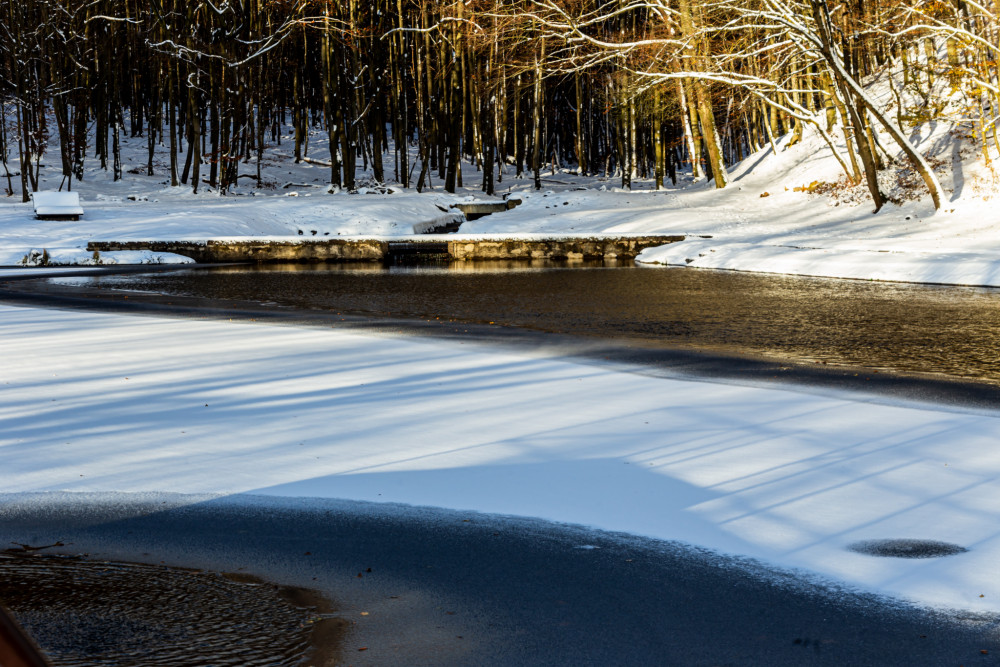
[847,539,968,559]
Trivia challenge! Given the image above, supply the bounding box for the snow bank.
[637,240,1000,287]
[14,247,195,267]
[0,191,466,266]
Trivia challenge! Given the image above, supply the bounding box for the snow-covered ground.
[2,302,999,615]
[0,180,464,266]
[3,85,1000,287]
[459,128,1000,287]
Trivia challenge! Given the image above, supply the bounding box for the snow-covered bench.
[32,191,84,220]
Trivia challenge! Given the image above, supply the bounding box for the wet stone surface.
[0,553,328,666]
[846,539,969,559]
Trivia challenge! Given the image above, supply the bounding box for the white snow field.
[1,302,999,614]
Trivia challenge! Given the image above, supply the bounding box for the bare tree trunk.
[188,83,201,194]
[532,43,544,190]
[678,79,699,178]
[654,87,664,189]
[678,0,727,187]
[16,102,30,202]
[694,83,727,187]
[575,71,586,175]
[812,0,943,209]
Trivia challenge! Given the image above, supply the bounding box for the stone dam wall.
[88,236,685,263]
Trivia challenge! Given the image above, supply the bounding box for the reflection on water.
[52,262,1000,383]
[0,554,322,666]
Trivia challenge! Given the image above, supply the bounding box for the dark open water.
[53,261,1000,383]
[0,553,332,666]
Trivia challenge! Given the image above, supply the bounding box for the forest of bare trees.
[1,0,997,210]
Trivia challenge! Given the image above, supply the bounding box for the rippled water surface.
[0,554,319,666]
[54,261,1000,382]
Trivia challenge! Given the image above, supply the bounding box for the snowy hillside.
[3,96,1000,287]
